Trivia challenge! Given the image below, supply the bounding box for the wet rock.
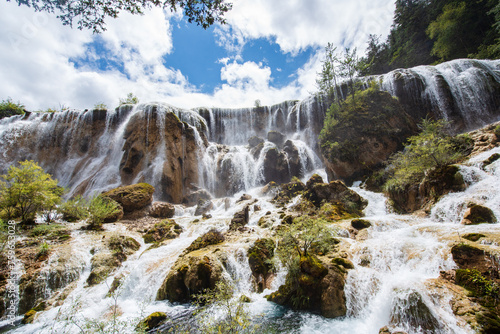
[390,291,441,332]
[184,229,224,254]
[156,253,223,303]
[482,153,500,168]
[261,181,279,196]
[304,180,367,215]
[248,136,264,148]
[279,178,306,199]
[263,147,291,184]
[183,189,212,206]
[103,183,154,212]
[306,174,324,190]
[237,194,252,203]
[267,131,285,147]
[195,199,214,216]
[149,202,175,218]
[283,140,302,178]
[248,239,275,292]
[266,255,346,318]
[137,312,167,331]
[462,233,486,242]
[229,206,250,231]
[461,204,497,225]
[351,219,372,230]
[143,219,183,244]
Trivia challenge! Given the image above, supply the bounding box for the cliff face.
[0,59,499,200]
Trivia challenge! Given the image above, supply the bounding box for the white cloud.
[221,0,395,54]
[0,1,395,111]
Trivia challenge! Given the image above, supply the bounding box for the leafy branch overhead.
[9,0,233,33]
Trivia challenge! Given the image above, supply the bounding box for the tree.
[316,43,342,107]
[276,216,334,260]
[0,160,63,224]
[9,0,233,33]
[119,93,139,106]
[384,119,466,191]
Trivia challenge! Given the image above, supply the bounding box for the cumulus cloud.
[0,0,395,110]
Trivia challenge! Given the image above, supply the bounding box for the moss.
[456,269,498,298]
[248,238,275,279]
[108,235,140,253]
[137,312,167,331]
[476,311,500,334]
[143,219,183,243]
[463,204,497,225]
[462,233,486,242]
[184,229,224,254]
[331,258,355,270]
[483,153,500,168]
[22,309,36,324]
[351,219,372,230]
[494,125,500,137]
[103,183,154,212]
[239,295,252,303]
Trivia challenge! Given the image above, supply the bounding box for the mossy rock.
[248,238,275,288]
[483,153,500,168]
[144,219,183,243]
[462,204,497,225]
[137,312,167,331]
[107,235,140,253]
[351,219,371,230]
[462,233,486,242]
[300,255,328,278]
[22,309,37,324]
[184,229,224,254]
[306,174,324,190]
[86,253,122,286]
[103,183,155,212]
[476,310,500,334]
[331,258,355,271]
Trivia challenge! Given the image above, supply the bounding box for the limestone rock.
[248,136,264,148]
[103,183,154,212]
[156,253,223,303]
[194,199,214,216]
[267,131,285,147]
[351,219,372,230]
[461,204,497,225]
[304,180,368,214]
[137,312,167,331]
[248,239,275,292]
[263,147,291,184]
[183,189,212,206]
[149,202,175,218]
[229,206,250,231]
[143,220,183,244]
[184,229,224,254]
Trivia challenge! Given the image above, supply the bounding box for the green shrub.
[494,125,500,137]
[87,195,121,229]
[58,196,89,222]
[36,242,50,259]
[384,119,465,191]
[0,97,25,119]
[93,102,107,110]
[119,93,139,106]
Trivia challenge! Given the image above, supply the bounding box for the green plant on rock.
[93,102,108,110]
[36,242,50,259]
[0,160,63,224]
[0,97,25,119]
[58,196,90,222]
[87,195,121,230]
[119,93,139,106]
[194,279,256,334]
[384,119,466,191]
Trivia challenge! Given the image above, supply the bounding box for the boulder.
[149,202,175,218]
[306,174,324,190]
[461,204,497,225]
[263,147,291,184]
[229,206,250,231]
[266,255,347,318]
[137,312,167,331]
[103,183,154,212]
[194,199,214,216]
[156,253,223,303]
[351,219,372,230]
[283,140,302,178]
[267,131,285,147]
[143,220,183,244]
[248,239,275,292]
[248,136,264,148]
[236,194,252,203]
[304,180,368,215]
[184,229,225,254]
[183,189,212,206]
[390,291,441,332]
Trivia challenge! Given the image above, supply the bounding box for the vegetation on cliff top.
[0,98,25,119]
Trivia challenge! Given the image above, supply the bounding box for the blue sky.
[0,0,396,110]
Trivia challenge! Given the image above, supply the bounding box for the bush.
[384,119,465,191]
[119,93,139,106]
[0,160,63,224]
[87,196,122,229]
[58,196,89,222]
[0,97,25,119]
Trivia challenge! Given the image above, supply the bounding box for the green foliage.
[185,228,224,253]
[119,93,139,106]
[58,196,90,222]
[194,279,256,334]
[0,97,25,119]
[384,119,465,191]
[495,125,500,137]
[14,0,232,33]
[0,160,63,224]
[93,102,108,110]
[36,242,50,259]
[456,268,499,298]
[276,216,335,261]
[87,195,121,229]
